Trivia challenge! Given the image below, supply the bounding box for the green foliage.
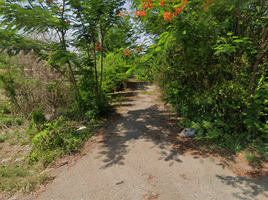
[0,0,128,111]
[32,109,46,126]
[0,117,23,128]
[104,18,138,52]
[102,51,131,92]
[110,94,127,103]
[0,0,141,195]
[244,152,259,165]
[27,117,103,167]
[134,0,268,154]
[0,29,45,57]
[0,136,5,143]
[252,138,268,160]
[77,70,112,118]
[0,103,11,117]
[141,91,153,95]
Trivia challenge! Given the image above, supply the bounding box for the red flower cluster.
[131,0,214,25]
[135,10,146,17]
[135,0,190,23]
[143,0,153,9]
[160,0,174,7]
[136,46,141,52]
[163,11,172,22]
[204,0,213,10]
[135,0,152,18]
[95,42,104,51]
[174,0,188,15]
[162,0,188,22]
[124,49,130,56]
[119,10,130,18]
[160,0,164,7]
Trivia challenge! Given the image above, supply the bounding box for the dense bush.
[134,0,268,153]
[27,116,103,167]
[0,117,22,128]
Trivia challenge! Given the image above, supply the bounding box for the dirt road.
[23,82,268,200]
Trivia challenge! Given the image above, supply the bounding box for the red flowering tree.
[131,0,268,149]
[132,0,216,23]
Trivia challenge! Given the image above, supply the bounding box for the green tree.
[0,0,127,113]
[131,0,268,149]
[104,17,139,52]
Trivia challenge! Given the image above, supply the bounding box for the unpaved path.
[26,82,268,200]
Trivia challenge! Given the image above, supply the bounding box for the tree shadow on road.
[93,88,268,199]
[95,101,194,170]
[216,174,268,200]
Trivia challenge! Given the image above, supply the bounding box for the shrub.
[0,117,23,128]
[27,117,102,167]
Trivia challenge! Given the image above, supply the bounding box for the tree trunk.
[123,79,127,91]
[248,58,261,89]
[99,32,104,97]
[92,36,99,98]
[60,1,80,99]
[67,62,80,98]
[99,44,103,97]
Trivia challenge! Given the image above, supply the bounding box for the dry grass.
[0,50,76,198]
[0,164,51,198]
[1,51,74,116]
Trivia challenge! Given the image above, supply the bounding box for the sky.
[124,0,153,46]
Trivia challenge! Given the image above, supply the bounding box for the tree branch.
[233,7,258,45]
[261,26,268,47]
[74,0,93,72]
[39,2,46,10]
[27,0,34,9]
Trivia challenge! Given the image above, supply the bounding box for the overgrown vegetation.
[0,0,144,196]
[27,116,105,167]
[0,0,267,196]
[132,0,268,158]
